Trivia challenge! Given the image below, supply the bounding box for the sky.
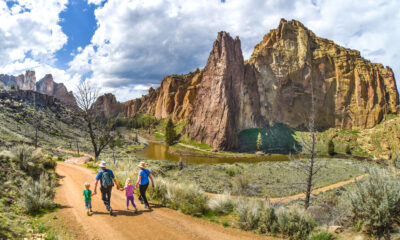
[0,0,399,101]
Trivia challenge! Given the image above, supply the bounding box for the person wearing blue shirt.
[94,161,120,214]
[135,161,154,209]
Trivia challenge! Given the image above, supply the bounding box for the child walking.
[120,178,137,211]
[83,182,95,216]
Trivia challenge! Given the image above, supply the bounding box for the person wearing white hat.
[93,161,120,214]
[135,161,154,209]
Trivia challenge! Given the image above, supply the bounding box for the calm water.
[137,141,289,164]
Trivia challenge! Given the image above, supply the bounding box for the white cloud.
[0,0,68,65]
[68,0,400,102]
[1,0,400,102]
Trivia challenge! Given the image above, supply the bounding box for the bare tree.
[289,77,326,209]
[75,82,114,160]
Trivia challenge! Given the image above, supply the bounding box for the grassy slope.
[0,96,90,152]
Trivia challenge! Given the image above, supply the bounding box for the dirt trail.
[206,174,367,203]
[56,147,95,159]
[55,162,278,240]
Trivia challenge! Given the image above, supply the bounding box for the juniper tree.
[165,118,176,145]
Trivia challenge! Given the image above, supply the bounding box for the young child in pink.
[120,178,137,211]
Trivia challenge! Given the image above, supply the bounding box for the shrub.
[225,166,237,177]
[21,173,56,213]
[345,145,351,155]
[258,203,279,234]
[277,206,316,240]
[148,178,169,205]
[348,167,400,239]
[43,156,57,170]
[232,174,251,195]
[10,145,43,177]
[208,191,235,214]
[148,178,208,216]
[166,182,209,216]
[327,140,335,156]
[309,231,333,240]
[235,199,263,230]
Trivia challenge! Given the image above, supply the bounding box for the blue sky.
[0,0,400,101]
[55,0,98,69]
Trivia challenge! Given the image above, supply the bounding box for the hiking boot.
[109,207,113,215]
[144,205,150,209]
[86,210,90,216]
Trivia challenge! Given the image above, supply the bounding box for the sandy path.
[206,174,367,203]
[56,147,95,159]
[56,162,278,240]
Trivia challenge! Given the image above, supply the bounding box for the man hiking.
[94,161,120,215]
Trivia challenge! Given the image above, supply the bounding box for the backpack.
[101,170,114,188]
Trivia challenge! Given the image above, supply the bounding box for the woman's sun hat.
[138,161,146,169]
[99,161,107,168]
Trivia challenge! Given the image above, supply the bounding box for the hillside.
[123,19,399,151]
[0,89,87,150]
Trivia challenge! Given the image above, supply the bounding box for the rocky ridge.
[92,93,124,119]
[125,19,399,150]
[0,71,76,106]
[36,74,76,106]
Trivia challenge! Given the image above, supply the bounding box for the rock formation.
[124,19,399,150]
[0,70,36,91]
[124,70,202,122]
[0,71,76,106]
[93,93,124,119]
[36,74,76,106]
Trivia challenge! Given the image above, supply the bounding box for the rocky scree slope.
[125,19,399,150]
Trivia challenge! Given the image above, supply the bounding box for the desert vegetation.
[0,145,59,239]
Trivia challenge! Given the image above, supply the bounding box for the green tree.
[328,140,335,156]
[165,118,176,145]
[256,132,263,151]
[10,83,15,90]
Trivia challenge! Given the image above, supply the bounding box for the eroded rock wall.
[124,19,399,150]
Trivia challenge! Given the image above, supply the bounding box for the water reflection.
[137,141,289,164]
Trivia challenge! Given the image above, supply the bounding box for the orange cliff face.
[123,19,399,150]
[124,70,203,122]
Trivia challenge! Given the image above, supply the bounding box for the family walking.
[83,161,154,216]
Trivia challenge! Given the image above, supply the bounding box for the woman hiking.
[135,162,154,209]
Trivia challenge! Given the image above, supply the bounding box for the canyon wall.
[124,19,399,150]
